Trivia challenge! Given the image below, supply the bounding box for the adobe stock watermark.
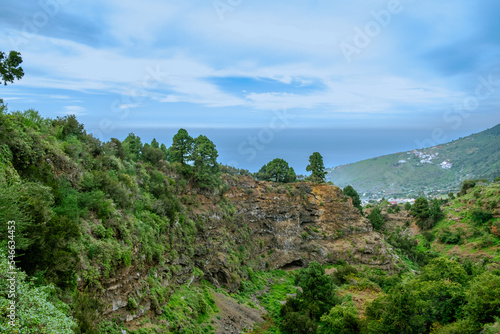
[89,65,170,141]
[229,108,296,168]
[415,73,500,149]
[339,0,413,63]
[213,0,244,21]
[7,0,71,49]
[6,220,17,327]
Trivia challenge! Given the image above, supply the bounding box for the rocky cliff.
[202,177,394,281]
[95,176,396,327]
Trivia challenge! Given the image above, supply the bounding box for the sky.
[1,0,500,173]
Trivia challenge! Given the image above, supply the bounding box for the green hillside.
[327,124,500,199]
[2,106,500,333]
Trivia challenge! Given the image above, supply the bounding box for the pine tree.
[123,133,143,161]
[411,197,431,230]
[265,158,293,183]
[170,129,193,165]
[192,135,220,188]
[306,152,327,182]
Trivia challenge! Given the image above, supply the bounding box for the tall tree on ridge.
[306,152,327,183]
[192,135,220,188]
[170,129,193,165]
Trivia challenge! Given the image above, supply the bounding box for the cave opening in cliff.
[280,259,305,270]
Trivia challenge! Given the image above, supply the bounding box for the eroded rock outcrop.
[199,177,395,289]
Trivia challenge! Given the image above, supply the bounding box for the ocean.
[105,127,479,175]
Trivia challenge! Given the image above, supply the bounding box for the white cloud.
[117,103,140,109]
[49,95,71,100]
[2,0,495,130]
[62,105,87,116]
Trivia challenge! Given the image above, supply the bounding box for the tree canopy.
[367,206,384,231]
[411,197,432,230]
[192,135,220,189]
[170,128,194,165]
[343,185,362,212]
[306,152,327,182]
[0,51,24,86]
[122,133,143,162]
[142,138,165,165]
[255,158,296,183]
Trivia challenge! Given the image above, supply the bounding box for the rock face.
[199,177,395,289]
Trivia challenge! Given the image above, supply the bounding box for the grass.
[155,283,216,334]
[228,268,298,334]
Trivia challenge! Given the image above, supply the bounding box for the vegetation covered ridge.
[0,106,392,333]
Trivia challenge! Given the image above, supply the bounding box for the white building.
[440,161,453,169]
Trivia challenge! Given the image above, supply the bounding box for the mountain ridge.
[326,123,500,199]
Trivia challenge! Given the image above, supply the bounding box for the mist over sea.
[107,127,482,175]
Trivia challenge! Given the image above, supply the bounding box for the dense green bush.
[319,304,359,334]
[438,228,463,245]
[464,272,500,324]
[387,232,437,266]
[469,208,493,225]
[343,185,362,212]
[0,249,76,333]
[458,180,476,196]
[367,207,384,231]
[281,312,318,333]
[365,284,426,333]
[295,262,339,320]
[332,264,358,286]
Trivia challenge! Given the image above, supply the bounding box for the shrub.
[333,264,358,286]
[411,197,431,230]
[367,207,385,231]
[429,199,444,224]
[458,180,476,197]
[476,234,496,249]
[128,296,138,310]
[464,272,500,324]
[295,262,339,320]
[73,289,101,334]
[422,231,435,243]
[319,304,359,334]
[343,185,362,212]
[365,284,426,334]
[419,257,468,285]
[0,249,76,333]
[438,228,463,245]
[281,312,317,333]
[469,209,493,226]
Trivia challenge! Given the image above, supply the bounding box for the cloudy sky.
[1,0,500,171]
